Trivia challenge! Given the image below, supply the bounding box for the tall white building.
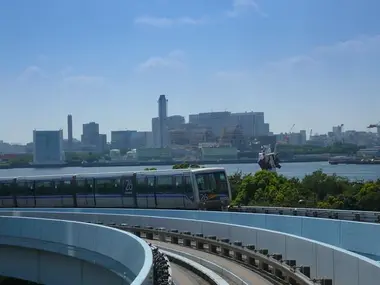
[158,95,169,148]
[33,130,65,165]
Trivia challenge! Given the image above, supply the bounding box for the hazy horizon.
[1,0,380,144]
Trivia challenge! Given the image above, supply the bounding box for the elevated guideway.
[5,207,380,261]
[3,208,380,285]
[0,216,152,285]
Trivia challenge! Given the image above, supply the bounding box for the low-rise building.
[136,147,172,161]
[199,145,238,161]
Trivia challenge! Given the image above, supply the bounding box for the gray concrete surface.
[171,263,210,285]
[152,240,273,285]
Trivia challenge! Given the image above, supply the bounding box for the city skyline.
[0,107,374,146]
[1,0,380,143]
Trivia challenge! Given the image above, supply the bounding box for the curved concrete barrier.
[2,210,379,285]
[0,216,153,285]
[13,208,378,260]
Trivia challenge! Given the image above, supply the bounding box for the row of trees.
[230,170,380,211]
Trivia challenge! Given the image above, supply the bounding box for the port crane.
[367,121,380,136]
[284,124,295,143]
[367,121,380,128]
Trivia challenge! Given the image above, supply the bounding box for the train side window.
[0,181,13,196]
[156,175,174,193]
[16,181,34,195]
[76,179,93,194]
[173,175,194,200]
[174,176,183,189]
[95,178,120,194]
[35,180,56,195]
[57,179,74,195]
[76,179,88,194]
[136,175,154,194]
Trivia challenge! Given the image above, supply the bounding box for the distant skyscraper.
[158,94,168,119]
[82,122,99,146]
[158,95,168,148]
[33,130,64,165]
[67,114,73,148]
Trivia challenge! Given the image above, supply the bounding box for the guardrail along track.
[100,222,333,285]
[229,206,380,223]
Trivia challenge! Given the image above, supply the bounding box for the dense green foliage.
[230,170,380,211]
[0,154,33,167]
[144,167,157,171]
[172,163,203,169]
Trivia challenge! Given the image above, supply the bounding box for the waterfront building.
[136,147,172,161]
[33,130,65,165]
[81,122,99,146]
[199,144,238,160]
[111,130,136,149]
[189,111,269,138]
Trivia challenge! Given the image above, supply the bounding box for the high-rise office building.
[33,130,65,165]
[81,122,99,146]
[111,130,135,149]
[189,111,269,138]
[158,95,168,148]
[67,114,73,149]
[189,111,231,137]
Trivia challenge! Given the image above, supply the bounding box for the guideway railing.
[228,206,380,223]
[97,221,333,285]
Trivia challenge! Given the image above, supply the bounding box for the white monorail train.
[0,167,232,210]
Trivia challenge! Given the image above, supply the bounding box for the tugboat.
[257,144,281,172]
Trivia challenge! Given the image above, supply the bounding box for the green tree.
[229,169,380,211]
[172,163,203,169]
[355,181,380,211]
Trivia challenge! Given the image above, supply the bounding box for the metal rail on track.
[93,222,333,285]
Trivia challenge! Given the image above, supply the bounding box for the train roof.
[0,167,227,181]
[12,173,74,182]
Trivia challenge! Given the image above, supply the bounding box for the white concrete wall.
[4,211,378,285]
[0,246,122,285]
[0,216,153,285]
[13,208,378,259]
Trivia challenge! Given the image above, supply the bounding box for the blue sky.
[1,0,380,143]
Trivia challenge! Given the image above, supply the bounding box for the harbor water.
[0,162,379,180]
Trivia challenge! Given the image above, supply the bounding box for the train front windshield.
[195,171,230,198]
